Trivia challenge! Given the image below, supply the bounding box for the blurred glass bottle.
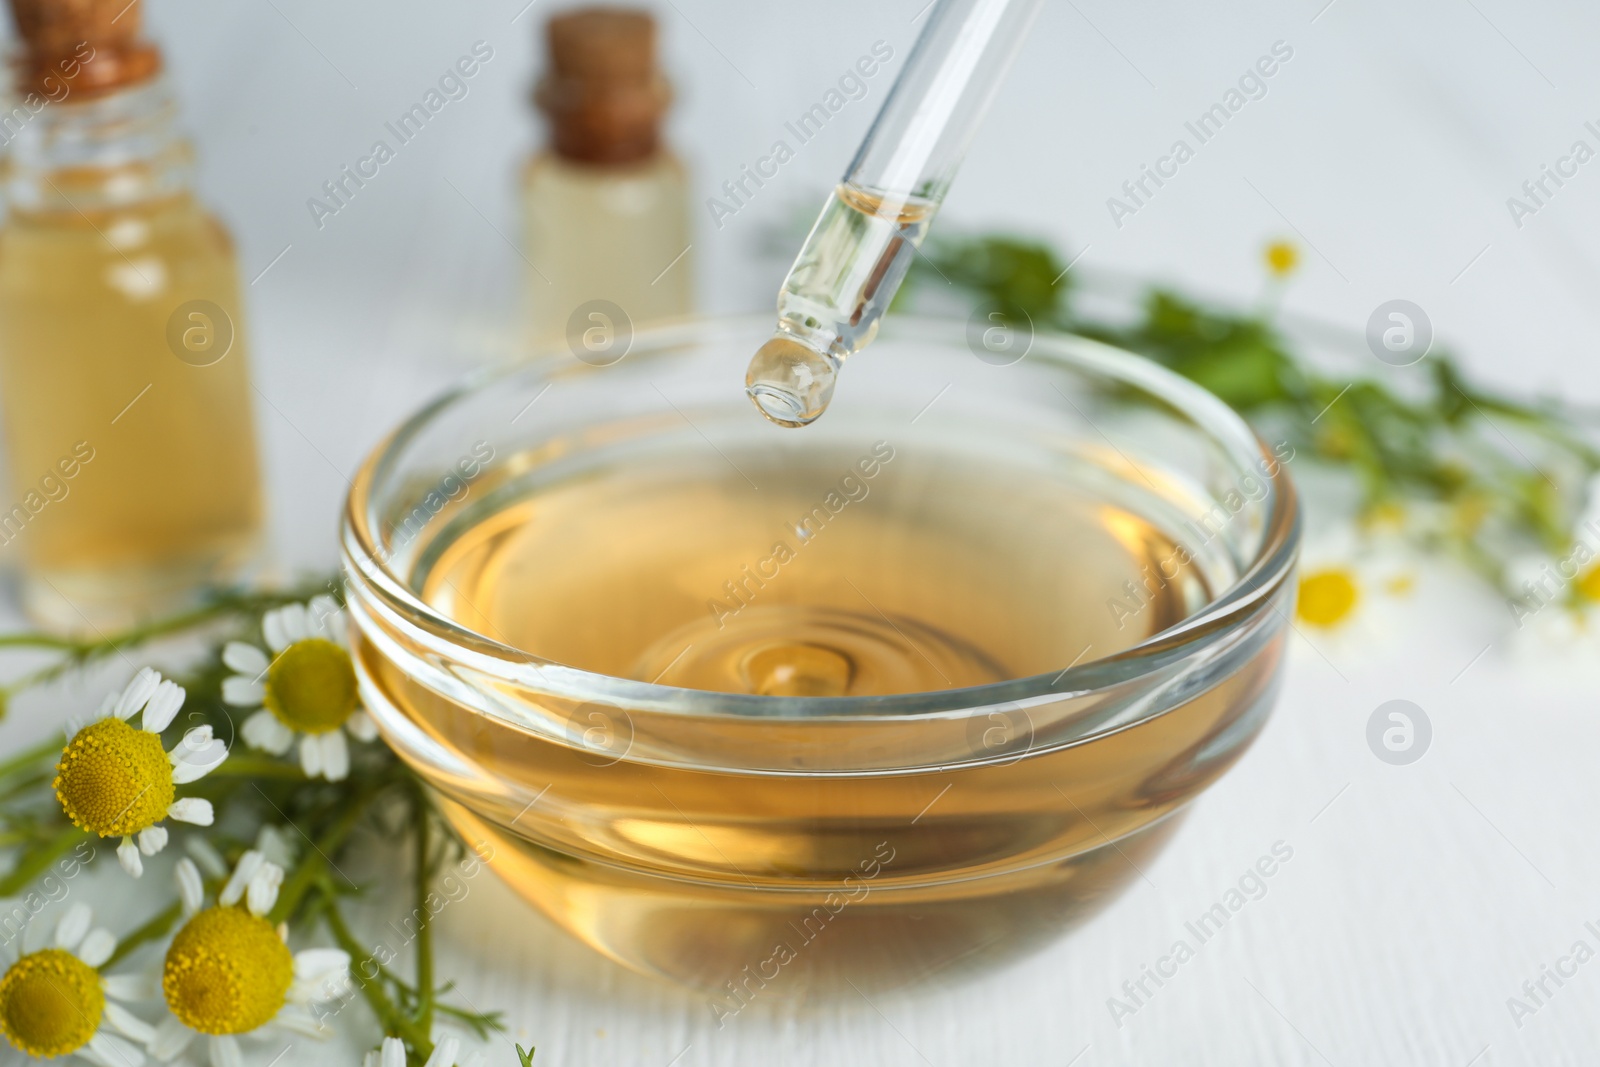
[524,7,692,344]
[0,0,262,630]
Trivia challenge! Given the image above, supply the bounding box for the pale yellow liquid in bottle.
[359,439,1284,992]
[523,151,692,345]
[0,186,262,627]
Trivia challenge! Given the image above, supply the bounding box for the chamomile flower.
[1263,239,1299,277]
[1508,474,1600,642]
[53,668,227,878]
[1293,531,1414,642]
[0,902,155,1065]
[1570,474,1600,612]
[221,597,377,782]
[1512,600,1599,659]
[1296,563,1362,630]
[365,1035,484,1067]
[149,855,350,1067]
[1506,547,1600,662]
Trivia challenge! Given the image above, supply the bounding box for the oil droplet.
[741,642,855,697]
[745,334,838,428]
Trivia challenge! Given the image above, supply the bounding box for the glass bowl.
[341,314,1300,997]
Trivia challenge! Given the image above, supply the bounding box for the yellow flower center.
[1576,564,1600,604]
[1297,568,1360,628]
[54,717,175,837]
[163,906,293,1035]
[0,949,104,1058]
[1264,241,1299,277]
[265,638,358,735]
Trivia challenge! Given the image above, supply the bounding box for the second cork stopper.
[534,7,669,166]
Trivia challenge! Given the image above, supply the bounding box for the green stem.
[0,584,332,701]
[0,824,91,896]
[323,899,434,1056]
[102,899,183,970]
[0,770,53,806]
[202,757,308,781]
[412,790,435,1041]
[268,780,387,925]
[0,593,253,654]
[0,633,82,652]
[436,1002,496,1029]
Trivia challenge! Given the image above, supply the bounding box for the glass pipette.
[745,0,1044,427]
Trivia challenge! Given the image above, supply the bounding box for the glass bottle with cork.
[524,7,692,347]
[0,0,263,630]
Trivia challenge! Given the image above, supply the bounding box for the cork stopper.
[7,0,162,99]
[535,7,669,166]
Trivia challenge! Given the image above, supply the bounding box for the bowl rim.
[341,314,1301,719]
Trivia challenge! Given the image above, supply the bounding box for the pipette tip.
[744,334,838,429]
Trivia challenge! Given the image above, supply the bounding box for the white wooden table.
[5,0,1600,1062]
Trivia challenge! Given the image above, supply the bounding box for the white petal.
[149,1016,196,1061]
[176,857,205,917]
[185,836,228,879]
[170,736,228,784]
[272,1003,334,1038]
[166,797,214,826]
[424,1035,461,1067]
[222,641,270,676]
[77,927,116,967]
[293,948,350,982]
[364,1054,382,1067]
[208,1034,243,1067]
[279,604,311,643]
[382,1037,407,1067]
[242,709,295,756]
[117,837,144,877]
[308,595,341,634]
[114,668,161,719]
[104,999,156,1043]
[220,851,264,907]
[320,730,350,782]
[345,710,379,742]
[79,1041,117,1067]
[222,676,266,707]
[141,680,185,733]
[246,860,284,917]
[90,692,117,722]
[178,723,214,747]
[88,1031,145,1067]
[262,608,288,653]
[54,902,91,950]
[102,972,158,1001]
[300,735,323,778]
[138,825,169,856]
[265,604,313,651]
[255,826,296,867]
